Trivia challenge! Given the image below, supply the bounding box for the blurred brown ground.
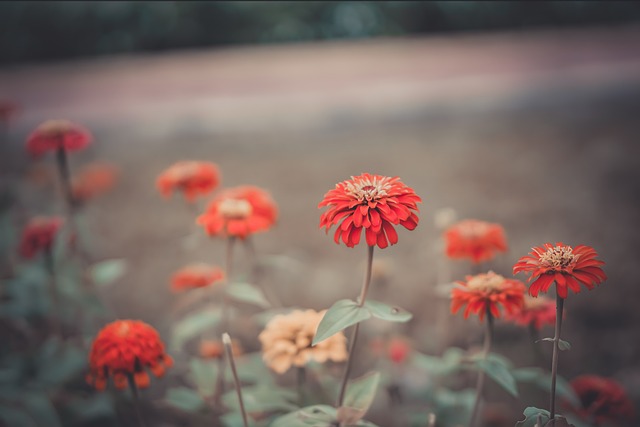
[2,25,640,422]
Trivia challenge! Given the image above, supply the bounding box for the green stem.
[55,145,75,212]
[336,245,374,408]
[127,374,148,427]
[223,333,249,427]
[43,248,62,337]
[549,295,565,426]
[214,236,236,406]
[468,309,493,427]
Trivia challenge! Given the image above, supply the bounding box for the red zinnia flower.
[87,320,173,391]
[170,263,225,292]
[318,173,421,249]
[569,375,635,425]
[451,271,526,321]
[197,185,278,239]
[19,216,64,259]
[506,295,557,330]
[156,161,221,202]
[513,242,606,299]
[26,120,93,157]
[444,219,507,263]
[71,162,119,203]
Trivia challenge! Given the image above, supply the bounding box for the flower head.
[19,216,64,259]
[569,375,635,425]
[87,320,173,391]
[170,263,225,292]
[506,295,557,330]
[513,242,606,299]
[197,186,277,239]
[444,219,507,263]
[156,161,220,202]
[26,120,92,157]
[319,173,421,249]
[259,309,347,374]
[451,271,525,321]
[71,162,118,203]
[371,336,412,364]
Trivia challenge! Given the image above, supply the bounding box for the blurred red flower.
[156,161,220,202]
[19,216,64,259]
[26,120,92,157]
[506,295,556,330]
[451,271,525,321]
[569,375,635,425]
[513,242,606,299]
[197,185,277,239]
[87,320,173,391]
[444,219,507,263]
[370,336,412,364]
[171,263,225,292]
[71,162,119,203]
[319,173,421,249]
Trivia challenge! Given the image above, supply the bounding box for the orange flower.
[26,120,92,157]
[444,219,507,263]
[199,339,243,359]
[19,216,64,259]
[156,161,220,202]
[569,375,635,425]
[87,320,173,391]
[319,173,421,249]
[170,263,225,292]
[71,162,118,203]
[513,242,606,299]
[506,295,557,330]
[259,309,347,374]
[451,271,525,321]
[197,186,278,239]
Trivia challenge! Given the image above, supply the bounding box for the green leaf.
[343,371,380,415]
[0,405,37,427]
[411,348,464,377]
[558,339,571,351]
[66,394,116,423]
[312,299,370,345]
[473,355,518,397]
[513,368,580,408]
[165,387,206,412]
[88,259,127,287]
[189,358,218,397]
[516,407,550,427]
[172,307,221,349]
[226,282,270,308]
[364,300,412,322]
[221,412,255,427]
[223,384,297,414]
[35,338,85,386]
[271,405,337,427]
[21,393,62,427]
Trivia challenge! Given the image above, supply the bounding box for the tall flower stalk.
[214,236,236,405]
[469,308,493,427]
[549,296,564,424]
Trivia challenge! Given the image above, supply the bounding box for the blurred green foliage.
[1,1,640,65]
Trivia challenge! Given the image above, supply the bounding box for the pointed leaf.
[271,405,337,427]
[88,259,127,287]
[226,282,270,308]
[515,407,550,427]
[313,299,370,345]
[343,371,380,416]
[558,339,571,351]
[172,307,221,349]
[474,356,518,397]
[165,387,206,412]
[364,300,412,322]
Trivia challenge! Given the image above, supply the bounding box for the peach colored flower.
[19,216,64,259]
[451,271,525,321]
[506,295,557,330]
[87,320,173,391]
[170,263,225,292]
[444,219,507,263]
[156,161,220,202]
[197,186,278,239]
[71,162,119,203]
[513,242,606,299]
[26,120,92,157]
[259,309,347,374]
[319,173,421,249]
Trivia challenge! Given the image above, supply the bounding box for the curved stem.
[214,236,236,406]
[336,245,374,408]
[549,295,565,425]
[223,333,249,427]
[468,309,493,427]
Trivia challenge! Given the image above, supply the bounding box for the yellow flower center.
[218,198,252,219]
[538,246,575,269]
[345,177,391,202]
[38,119,73,136]
[466,272,505,293]
[115,322,131,337]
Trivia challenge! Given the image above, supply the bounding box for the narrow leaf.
[312,300,370,345]
[558,339,571,351]
[474,357,518,397]
[88,259,127,287]
[172,307,221,349]
[515,407,550,427]
[226,282,270,308]
[343,371,381,415]
[364,300,412,322]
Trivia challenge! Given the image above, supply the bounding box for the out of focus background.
[2,1,640,426]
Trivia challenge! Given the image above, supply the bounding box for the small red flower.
[26,120,93,157]
[444,219,507,263]
[71,162,118,203]
[170,263,225,292]
[451,271,525,321]
[513,242,606,299]
[197,186,278,239]
[319,173,421,249]
[506,295,557,330]
[156,161,221,202]
[569,375,635,425]
[87,320,173,391]
[19,216,64,259]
